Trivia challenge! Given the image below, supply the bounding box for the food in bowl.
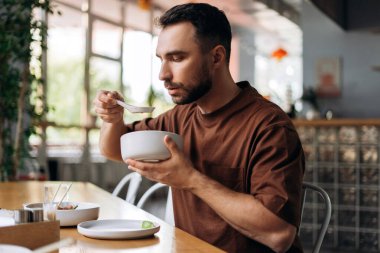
[120,130,183,162]
[57,203,78,210]
[24,202,99,226]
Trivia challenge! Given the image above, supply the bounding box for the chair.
[299,182,332,253]
[136,183,174,225]
[112,172,142,204]
[165,187,174,225]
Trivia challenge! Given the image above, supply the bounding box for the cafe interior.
[1,0,380,252]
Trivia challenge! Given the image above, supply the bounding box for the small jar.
[14,209,32,224]
[32,209,44,222]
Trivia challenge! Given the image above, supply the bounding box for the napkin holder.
[0,220,60,249]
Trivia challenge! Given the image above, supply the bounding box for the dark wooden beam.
[309,0,347,30]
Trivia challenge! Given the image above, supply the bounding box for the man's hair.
[158,3,232,63]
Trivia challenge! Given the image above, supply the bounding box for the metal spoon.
[116,100,155,113]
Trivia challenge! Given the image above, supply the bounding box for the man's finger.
[107,91,124,101]
[128,165,138,171]
[126,159,136,166]
[164,135,179,154]
[126,159,146,170]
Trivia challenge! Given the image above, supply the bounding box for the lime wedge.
[141,220,155,229]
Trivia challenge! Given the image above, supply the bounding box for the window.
[44,0,163,159]
[46,3,85,147]
[254,55,302,112]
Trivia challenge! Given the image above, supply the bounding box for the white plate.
[0,244,31,253]
[24,202,100,226]
[77,219,160,240]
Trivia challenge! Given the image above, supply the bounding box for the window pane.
[123,30,152,105]
[46,127,84,146]
[47,4,85,127]
[90,57,121,107]
[92,19,123,59]
[254,55,302,111]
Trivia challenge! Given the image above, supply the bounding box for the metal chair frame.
[299,182,332,253]
[112,172,142,204]
[136,183,174,225]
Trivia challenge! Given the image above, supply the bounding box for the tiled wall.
[297,125,380,252]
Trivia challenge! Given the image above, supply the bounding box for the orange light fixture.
[271,47,288,61]
[138,0,151,10]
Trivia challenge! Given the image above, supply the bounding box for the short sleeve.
[250,124,305,227]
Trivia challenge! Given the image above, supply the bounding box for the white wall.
[234,26,256,85]
[302,1,380,118]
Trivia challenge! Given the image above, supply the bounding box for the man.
[94,3,304,253]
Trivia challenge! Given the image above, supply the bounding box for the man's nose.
[159,62,172,81]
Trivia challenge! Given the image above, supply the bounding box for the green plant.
[0,0,58,181]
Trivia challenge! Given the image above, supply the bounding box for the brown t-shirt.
[125,81,305,253]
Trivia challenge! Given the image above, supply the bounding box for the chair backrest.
[165,187,174,225]
[299,182,332,253]
[112,172,142,204]
[136,183,174,225]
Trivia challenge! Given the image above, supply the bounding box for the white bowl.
[120,130,183,162]
[24,202,99,226]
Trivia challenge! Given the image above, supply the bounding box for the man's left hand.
[126,135,197,190]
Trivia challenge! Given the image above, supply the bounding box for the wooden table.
[0,181,225,253]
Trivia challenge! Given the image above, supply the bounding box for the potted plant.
[0,0,58,181]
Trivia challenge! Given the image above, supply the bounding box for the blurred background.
[1,1,380,252]
[6,0,307,186]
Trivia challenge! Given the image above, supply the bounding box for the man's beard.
[165,65,212,105]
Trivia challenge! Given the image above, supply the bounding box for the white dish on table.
[77,219,160,239]
[24,202,99,226]
[0,217,15,227]
[0,244,31,253]
[120,130,183,162]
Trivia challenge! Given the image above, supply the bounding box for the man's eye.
[171,56,183,62]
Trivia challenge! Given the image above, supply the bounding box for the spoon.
[116,100,155,113]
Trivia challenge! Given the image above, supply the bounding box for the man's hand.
[94,90,127,161]
[126,135,198,190]
[93,90,124,124]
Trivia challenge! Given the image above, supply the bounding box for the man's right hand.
[93,90,124,124]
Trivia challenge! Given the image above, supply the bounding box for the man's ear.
[211,45,226,66]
